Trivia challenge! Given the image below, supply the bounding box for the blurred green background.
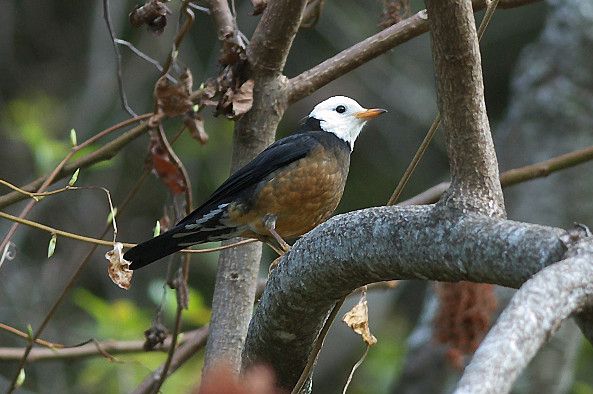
[1,1,593,393]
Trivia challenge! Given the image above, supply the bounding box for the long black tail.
[124,227,198,270]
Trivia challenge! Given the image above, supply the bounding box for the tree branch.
[455,238,593,394]
[287,0,541,104]
[207,0,240,46]
[399,144,593,206]
[426,0,504,216]
[0,121,150,209]
[242,205,569,390]
[0,329,203,362]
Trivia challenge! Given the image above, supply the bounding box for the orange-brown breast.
[227,144,349,240]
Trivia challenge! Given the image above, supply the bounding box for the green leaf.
[15,368,25,388]
[153,220,161,237]
[47,234,57,258]
[107,207,118,225]
[70,128,77,147]
[68,168,80,186]
[26,324,33,339]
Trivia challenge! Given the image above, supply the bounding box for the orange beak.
[354,108,388,120]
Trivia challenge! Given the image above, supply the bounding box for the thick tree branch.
[426,0,504,216]
[247,0,308,75]
[455,238,593,394]
[242,205,569,390]
[287,0,540,104]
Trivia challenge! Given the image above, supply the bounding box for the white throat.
[318,120,365,151]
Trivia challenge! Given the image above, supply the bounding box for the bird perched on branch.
[124,96,386,270]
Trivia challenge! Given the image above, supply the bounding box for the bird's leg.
[262,214,291,254]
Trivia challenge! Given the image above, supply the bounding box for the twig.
[0,323,64,350]
[0,210,255,253]
[148,107,195,394]
[399,144,593,206]
[115,39,176,83]
[159,0,195,82]
[0,118,151,209]
[150,274,185,393]
[388,114,441,205]
[0,329,202,362]
[103,0,137,117]
[0,113,149,261]
[287,0,536,104]
[291,298,345,394]
[342,345,370,394]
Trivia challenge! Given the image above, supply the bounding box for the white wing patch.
[172,203,233,239]
[182,203,229,230]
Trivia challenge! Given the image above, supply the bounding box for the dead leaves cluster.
[129,0,171,35]
[151,69,210,145]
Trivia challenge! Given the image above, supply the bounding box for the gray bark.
[455,239,593,394]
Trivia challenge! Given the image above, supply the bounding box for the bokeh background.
[1,0,593,393]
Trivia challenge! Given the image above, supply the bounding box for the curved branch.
[287,0,541,104]
[455,239,593,394]
[242,205,568,390]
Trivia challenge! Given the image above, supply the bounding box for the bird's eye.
[335,105,346,114]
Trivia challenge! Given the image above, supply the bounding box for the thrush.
[124,96,386,269]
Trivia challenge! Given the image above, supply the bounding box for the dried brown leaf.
[129,0,171,35]
[143,321,169,351]
[342,290,377,346]
[230,79,254,118]
[106,242,133,289]
[184,112,209,144]
[149,131,188,195]
[154,70,194,118]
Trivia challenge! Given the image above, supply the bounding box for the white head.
[308,96,386,150]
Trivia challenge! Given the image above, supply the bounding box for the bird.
[124,96,386,270]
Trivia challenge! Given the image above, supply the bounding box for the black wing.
[176,132,321,226]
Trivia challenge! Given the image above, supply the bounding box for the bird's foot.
[263,214,291,254]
